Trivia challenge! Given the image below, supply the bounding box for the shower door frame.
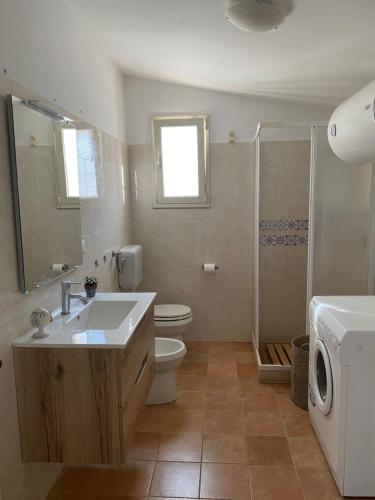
[252,121,327,349]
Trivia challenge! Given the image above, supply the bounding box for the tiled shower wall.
[129,142,253,342]
[259,141,311,343]
[0,74,131,500]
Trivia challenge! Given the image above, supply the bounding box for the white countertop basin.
[12,292,156,349]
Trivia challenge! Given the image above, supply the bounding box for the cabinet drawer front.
[121,341,155,458]
[117,307,154,407]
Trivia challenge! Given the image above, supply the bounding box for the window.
[151,115,210,208]
[55,126,100,208]
[61,128,80,198]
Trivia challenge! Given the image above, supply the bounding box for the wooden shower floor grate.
[259,343,292,366]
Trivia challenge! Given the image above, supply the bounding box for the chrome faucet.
[61,281,88,315]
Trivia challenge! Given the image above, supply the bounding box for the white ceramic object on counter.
[30,307,52,339]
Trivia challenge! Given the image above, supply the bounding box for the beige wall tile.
[259,140,310,342]
[129,142,254,342]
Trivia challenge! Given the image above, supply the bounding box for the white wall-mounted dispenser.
[328,80,375,164]
[116,245,143,291]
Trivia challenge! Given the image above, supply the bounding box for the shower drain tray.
[256,342,291,383]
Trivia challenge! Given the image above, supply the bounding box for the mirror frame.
[6,95,26,292]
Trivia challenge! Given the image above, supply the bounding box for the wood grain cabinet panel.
[13,307,155,465]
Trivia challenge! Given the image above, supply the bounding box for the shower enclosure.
[253,122,374,382]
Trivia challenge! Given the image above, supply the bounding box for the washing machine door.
[312,339,333,415]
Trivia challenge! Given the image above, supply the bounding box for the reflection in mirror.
[6,96,84,293]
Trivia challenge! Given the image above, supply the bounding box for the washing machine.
[309,296,375,497]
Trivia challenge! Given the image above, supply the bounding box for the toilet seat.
[154,304,192,322]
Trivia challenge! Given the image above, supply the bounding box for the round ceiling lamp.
[225,0,285,32]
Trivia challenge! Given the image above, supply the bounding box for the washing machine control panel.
[316,317,340,353]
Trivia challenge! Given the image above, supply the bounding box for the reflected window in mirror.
[76,129,101,199]
[56,127,101,208]
[62,128,80,198]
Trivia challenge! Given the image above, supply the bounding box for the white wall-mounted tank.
[328,80,375,165]
[117,245,143,291]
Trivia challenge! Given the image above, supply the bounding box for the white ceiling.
[70,0,375,105]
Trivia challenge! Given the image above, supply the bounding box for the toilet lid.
[154,304,192,321]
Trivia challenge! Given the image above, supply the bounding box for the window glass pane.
[76,129,98,198]
[161,125,199,197]
[62,128,79,198]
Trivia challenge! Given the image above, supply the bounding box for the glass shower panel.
[258,139,311,344]
[310,126,373,297]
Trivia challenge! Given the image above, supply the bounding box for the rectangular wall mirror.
[6,95,83,293]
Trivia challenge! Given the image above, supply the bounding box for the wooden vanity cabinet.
[13,307,155,465]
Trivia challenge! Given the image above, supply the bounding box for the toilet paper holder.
[201,264,219,270]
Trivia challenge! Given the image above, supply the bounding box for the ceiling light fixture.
[225,0,285,32]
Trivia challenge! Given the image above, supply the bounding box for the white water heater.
[328,80,375,164]
[117,245,143,291]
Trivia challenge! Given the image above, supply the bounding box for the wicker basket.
[291,335,310,410]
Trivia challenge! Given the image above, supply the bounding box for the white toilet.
[154,304,193,341]
[117,245,190,404]
[146,337,187,405]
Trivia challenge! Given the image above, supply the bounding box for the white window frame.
[151,114,210,208]
[54,124,80,209]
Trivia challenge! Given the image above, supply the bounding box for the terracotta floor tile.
[163,409,204,434]
[244,410,285,436]
[200,462,251,499]
[237,363,258,379]
[157,433,202,462]
[176,374,207,391]
[185,341,210,352]
[246,436,293,465]
[202,434,247,463]
[241,394,278,414]
[208,350,237,362]
[184,350,209,362]
[96,496,147,500]
[127,432,161,461]
[51,466,106,493]
[239,378,274,394]
[207,376,240,393]
[270,383,291,395]
[178,362,208,376]
[206,393,242,412]
[282,414,315,438]
[149,461,200,498]
[168,391,206,410]
[288,437,327,467]
[204,411,244,435]
[297,466,342,499]
[209,342,253,352]
[276,394,307,416]
[136,405,169,433]
[207,361,238,377]
[235,351,255,364]
[98,461,154,497]
[250,465,304,500]
[47,493,95,500]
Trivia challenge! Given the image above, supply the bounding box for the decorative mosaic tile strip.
[259,219,309,231]
[259,234,308,247]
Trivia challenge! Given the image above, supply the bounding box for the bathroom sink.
[12,292,156,349]
[66,300,137,331]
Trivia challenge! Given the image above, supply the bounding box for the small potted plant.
[84,276,99,298]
